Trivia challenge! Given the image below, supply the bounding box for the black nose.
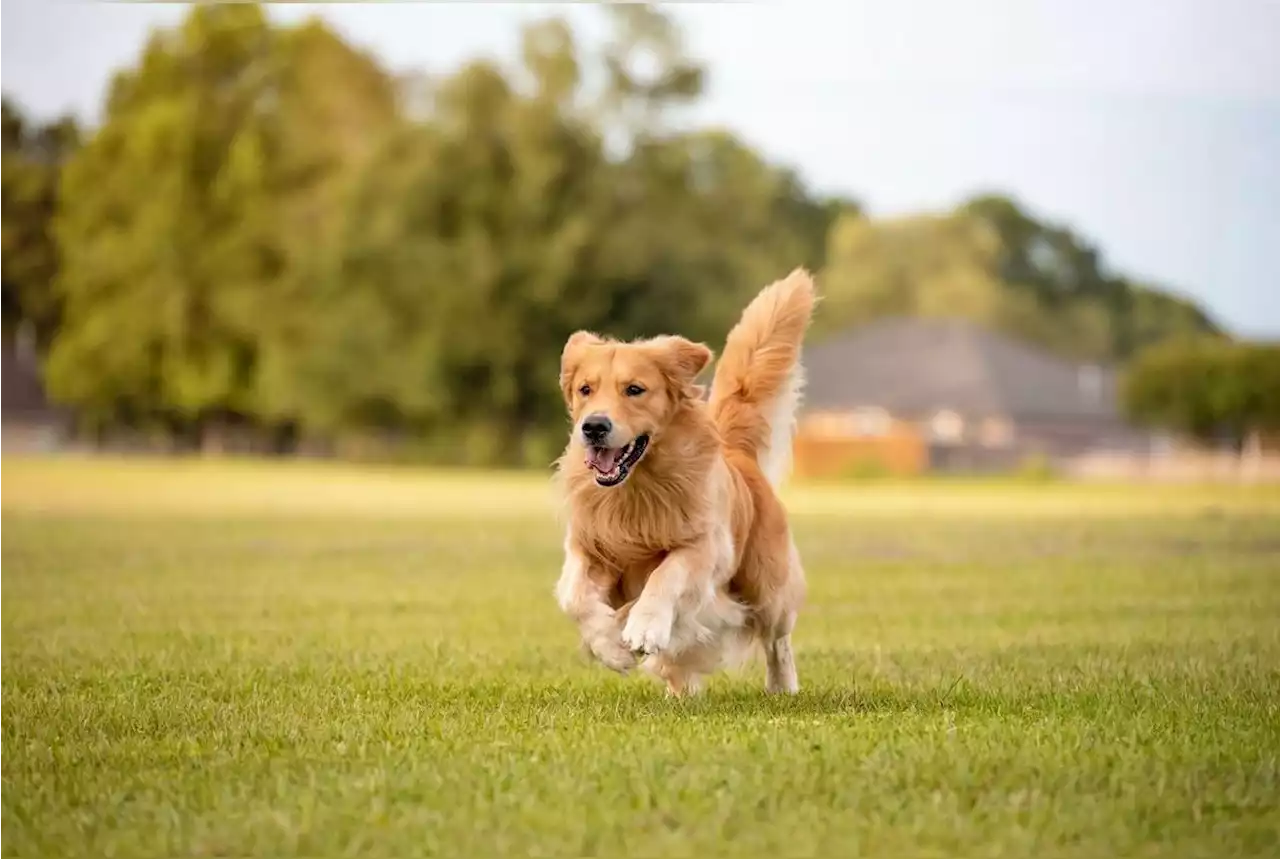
[581,414,612,443]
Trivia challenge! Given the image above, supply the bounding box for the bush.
[838,457,894,481]
[1015,453,1058,482]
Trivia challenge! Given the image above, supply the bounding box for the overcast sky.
[4,0,1277,336]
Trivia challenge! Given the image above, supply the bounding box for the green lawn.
[3,458,1279,857]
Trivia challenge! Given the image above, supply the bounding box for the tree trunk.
[201,416,228,456]
[1240,428,1262,483]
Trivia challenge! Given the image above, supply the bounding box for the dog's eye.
[625,384,645,397]
[578,385,591,397]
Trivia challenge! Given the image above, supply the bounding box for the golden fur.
[553,269,817,695]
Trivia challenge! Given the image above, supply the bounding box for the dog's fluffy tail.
[709,268,817,487]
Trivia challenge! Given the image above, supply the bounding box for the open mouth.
[584,435,650,487]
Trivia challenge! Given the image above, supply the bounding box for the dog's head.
[559,331,712,487]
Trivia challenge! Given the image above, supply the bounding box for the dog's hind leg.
[639,590,747,697]
[648,656,705,698]
[667,672,703,698]
[762,544,805,695]
[764,621,799,695]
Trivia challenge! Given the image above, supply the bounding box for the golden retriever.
[553,268,816,695]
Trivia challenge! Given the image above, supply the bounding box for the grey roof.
[801,318,1122,421]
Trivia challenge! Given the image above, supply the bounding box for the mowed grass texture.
[3,459,1279,858]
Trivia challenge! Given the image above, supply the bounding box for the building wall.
[1,418,69,454]
[1066,450,1280,483]
[1011,418,1152,460]
[926,444,1022,473]
[793,409,928,477]
[793,407,1150,477]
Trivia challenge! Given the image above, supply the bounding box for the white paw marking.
[621,601,674,654]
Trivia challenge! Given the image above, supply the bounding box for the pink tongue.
[585,447,624,473]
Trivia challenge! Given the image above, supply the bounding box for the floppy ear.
[560,331,603,403]
[651,335,714,395]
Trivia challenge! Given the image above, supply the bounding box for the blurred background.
[2,0,1277,481]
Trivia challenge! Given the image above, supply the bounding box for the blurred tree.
[597,2,704,143]
[1,97,80,350]
[1122,281,1224,355]
[28,3,1227,464]
[249,17,401,441]
[818,196,1223,365]
[46,6,399,447]
[1124,341,1215,441]
[277,12,832,465]
[961,193,1221,359]
[597,129,836,343]
[962,194,1111,303]
[816,210,1117,358]
[819,211,1005,330]
[586,4,848,340]
[1122,338,1280,451]
[285,29,610,464]
[48,5,281,438]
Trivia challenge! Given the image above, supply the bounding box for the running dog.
[553,268,816,695]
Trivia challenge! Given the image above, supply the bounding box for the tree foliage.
[2,98,80,349]
[45,6,398,440]
[271,16,833,464]
[3,3,1238,462]
[1122,338,1280,446]
[820,197,1222,364]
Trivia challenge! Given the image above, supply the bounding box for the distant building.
[2,326,70,453]
[794,318,1153,477]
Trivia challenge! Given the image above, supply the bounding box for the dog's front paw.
[581,610,637,674]
[621,601,674,655]
[589,635,637,673]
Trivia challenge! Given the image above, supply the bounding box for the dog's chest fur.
[573,482,704,566]
[570,465,715,605]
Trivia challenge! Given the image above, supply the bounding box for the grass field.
[3,458,1279,857]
